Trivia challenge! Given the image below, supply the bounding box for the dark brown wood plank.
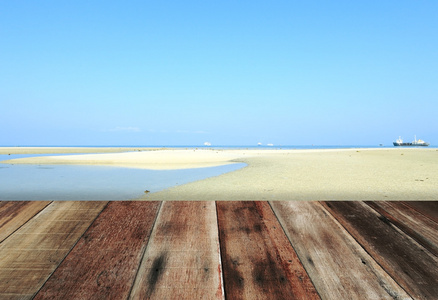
[217,201,320,300]
[0,201,107,299]
[401,201,438,224]
[366,201,438,257]
[34,201,161,300]
[0,201,51,243]
[129,201,224,299]
[271,201,411,300]
[322,201,438,300]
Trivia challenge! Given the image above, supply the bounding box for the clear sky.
[1,1,437,146]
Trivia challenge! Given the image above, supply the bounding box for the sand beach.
[1,147,437,200]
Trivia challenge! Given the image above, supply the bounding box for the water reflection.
[0,154,245,200]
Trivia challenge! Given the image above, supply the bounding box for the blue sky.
[1,1,437,146]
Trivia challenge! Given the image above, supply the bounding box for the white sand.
[2,147,437,200]
[0,148,243,170]
[140,148,438,200]
[0,147,160,155]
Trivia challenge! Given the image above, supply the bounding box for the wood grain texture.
[271,201,411,300]
[0,201,107,299]
[129,201,224,300]
[217,201,320,300]
[1,200,435,299]
[401,201,438,224]
[34,201,161,300]
[366,201,438,257]
[322,201,438,300]
[0,201,51,243]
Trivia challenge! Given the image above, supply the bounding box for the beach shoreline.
[1,147,437,200]
[0,147,163,155]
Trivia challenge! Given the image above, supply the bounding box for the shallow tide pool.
[0,154,245,200]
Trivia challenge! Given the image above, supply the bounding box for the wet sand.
[1,147,437,200]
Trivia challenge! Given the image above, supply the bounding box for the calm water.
[0,153,245,200]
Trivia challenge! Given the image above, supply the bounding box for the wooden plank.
[34,201,161,300]
[271,201,411,300]
[129,201,225,300]
[366,201,438,257]
[322,201,438,299]
[0,201,107,299]
[216,201,320,300]
[401,201,438,224]
[0,201,51,243]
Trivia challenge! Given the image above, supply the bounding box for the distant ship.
[393,136,429,147]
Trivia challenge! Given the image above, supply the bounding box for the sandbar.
[0,147,161,155]
[1,148,241,170]
[1,147,437,200]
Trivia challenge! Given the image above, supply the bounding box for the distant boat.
[393,136,429,147]
[267,143,274,146]
[204,142,211,146]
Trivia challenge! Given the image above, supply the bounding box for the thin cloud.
[108,127,141,132]
[176,130,208,134]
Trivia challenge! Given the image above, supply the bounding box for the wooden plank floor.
[216,202,319,299]
[0,201,436,300]
[130,201,224,299]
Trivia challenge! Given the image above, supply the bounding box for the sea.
[0,145,435,200]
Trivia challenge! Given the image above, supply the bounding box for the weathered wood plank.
[129,201,224,300]
[271,201,411,300]
[34,201,161,300]
[0,201,51,243]
[322,201,438,299]
[401,201,438,224]
[366,201,438,257]
[0,201,107,299]
[217,201,319,300]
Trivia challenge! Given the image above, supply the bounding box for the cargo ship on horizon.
[393,136,429,147]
